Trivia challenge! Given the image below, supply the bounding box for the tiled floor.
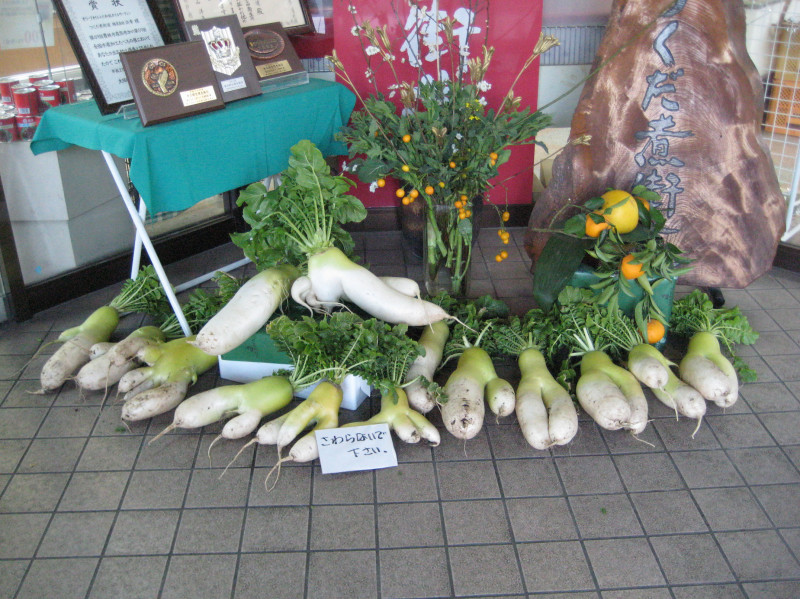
[1,227,800,599]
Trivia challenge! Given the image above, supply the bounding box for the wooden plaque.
[182,15,262,103]
[120,41,225,126]
[242,22,306,82]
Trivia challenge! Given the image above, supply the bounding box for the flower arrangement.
[327,1,563,296]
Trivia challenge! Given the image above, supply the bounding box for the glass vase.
[421,199,481,297]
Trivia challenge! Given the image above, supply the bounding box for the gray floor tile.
[0,559,28,599]
[77,435,143,471]
[751,483,800,527]
[37,511,115,557]
[433,427,492,461]
[486,423,545,458]
[517,540,595,593]
[436,459,501,500]
[630,490,708,535]
[89,555,168,599]
[569,493,643,539]
[601,424,664,453]
[376,461,439,502]
[3,380,55,408]
[650,533,735,584]
[0,513,51,558]
[726,447,800,485]
[716,530,800,581]
[57,470,129,511]
[311,467,374,504]
[0,472,70,513]
[184,467,252,508]
[379,547,452,598]
[601,589,672,599]
[135,433,200,469]
[241,506,309,552]
[706,414,776,448]
[376,501,444,548]
[585,537,666,588]
[248,466,312,506]
[670,584,745,598]
[443,498,514,544]
[16,436,85,473]
[506,496,578,542]
[692,486,772,531]
[613,453,686,492]
[234,552,306,599]
[173,507,245,554]
[652,417,721,450]
[764,354,800,382]
[742,580,800,599]
[0,438,30,473]
[36,405,100,438]
[309,504,376,550]
[15,557,98,599]
[122,469,191,509]
[670,450,745,488]
[306,549,377,599]
[0,407,48,439]
[105,509,180,555]
[161,553,237,599]
[550,422,608,456]
[449,543,525,596]
[556,455,625,495]
[759,411,800,445]
[496,456,562,497]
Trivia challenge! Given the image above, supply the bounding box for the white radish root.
[306,247,450,326]
[193,265,299,355]
[404,320,450,413]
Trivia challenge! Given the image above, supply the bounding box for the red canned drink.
[0,114,19,143]
[55,78,77,104]
[12,87,38,116]
[0,76,20,105]
[37,84,61,111]
[15,115,38,141]
[32,79,55,89]
[28,75,50,84]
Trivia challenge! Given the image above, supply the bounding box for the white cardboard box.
[217,330,371,410]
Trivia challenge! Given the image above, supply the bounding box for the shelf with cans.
[0,76,83,143]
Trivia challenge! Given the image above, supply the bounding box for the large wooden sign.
[525,0,786,288]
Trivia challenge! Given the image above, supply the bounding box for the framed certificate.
[52,0,172,115]
[183,15,262,103]
[120,41,225,126]
[171,0,314,35]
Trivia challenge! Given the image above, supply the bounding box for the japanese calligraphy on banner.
[333,1,543,208]
[526,0,785,288]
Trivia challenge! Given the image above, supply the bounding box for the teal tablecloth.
[31,78,355,214]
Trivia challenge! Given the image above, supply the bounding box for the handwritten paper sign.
[315,424,397,475]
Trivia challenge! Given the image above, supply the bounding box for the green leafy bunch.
[267,312,422,396]
[231,140,367,270]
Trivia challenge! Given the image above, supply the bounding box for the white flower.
[477,80,492,92]
[369,181,379,193]
[401,107,415,117]
[389,91,396,98]
[341,161,349,172]
[364,69,374,81]
[478,96,487,106]
[383,54,395,62]
[348,4,357,14]
[350,26,360,36]
[459,45,470,57]
[455,133,463,140]
[366,45,380,56]
[451,144,457,154]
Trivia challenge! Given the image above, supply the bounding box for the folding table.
[31,78,355,335]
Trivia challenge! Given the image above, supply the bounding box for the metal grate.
[746,9,800,242]
[540,25,606,65]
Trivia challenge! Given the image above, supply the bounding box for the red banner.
[333,1,543,208]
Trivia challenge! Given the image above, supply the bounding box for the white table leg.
[102,151,192,337]
[130,199,146,279]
